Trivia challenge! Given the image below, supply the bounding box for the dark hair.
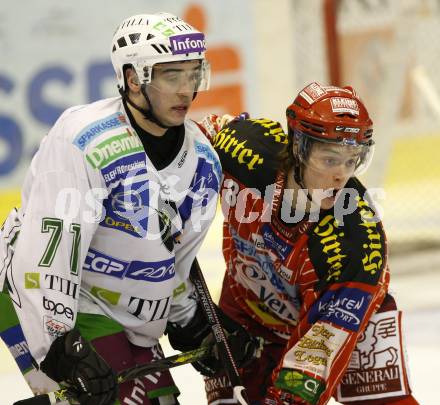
[278,129,295,173]
[278,128,316,174]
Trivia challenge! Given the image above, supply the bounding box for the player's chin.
[168,107,188,125]
[158,115,184,128]
[320,196,336,210]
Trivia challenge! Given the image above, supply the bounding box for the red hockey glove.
[199,112,250,139]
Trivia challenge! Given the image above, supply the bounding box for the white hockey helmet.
[111,12,210,92]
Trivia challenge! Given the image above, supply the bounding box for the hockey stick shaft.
[190,259,249,405]
[13,345,211,405]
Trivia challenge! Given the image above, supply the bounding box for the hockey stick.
[190,259,250,405]
[13,345,211,405]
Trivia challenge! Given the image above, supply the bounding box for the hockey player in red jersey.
[198,83,418,404]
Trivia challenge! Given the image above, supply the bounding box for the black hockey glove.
[40,328,118,405]
[166,304,262,377]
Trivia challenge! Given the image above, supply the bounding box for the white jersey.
[0,97,221,364]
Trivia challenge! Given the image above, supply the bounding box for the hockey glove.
[40,328,118,405]
[199,112,250,139]
[166,303,262,377]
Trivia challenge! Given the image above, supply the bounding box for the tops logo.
[170,33,206,55]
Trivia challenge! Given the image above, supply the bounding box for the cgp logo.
[83,249,129,278]
[84,248,175,282]
[308,287,371,332]
[42,296,74,320]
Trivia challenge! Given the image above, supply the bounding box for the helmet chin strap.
[119,85,172,130]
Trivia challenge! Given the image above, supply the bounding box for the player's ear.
[126,67,141,93]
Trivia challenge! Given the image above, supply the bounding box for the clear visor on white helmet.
[134,59,211,94]
[293,129,375,177]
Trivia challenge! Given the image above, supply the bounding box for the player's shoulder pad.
[212,118,288,191]
[185,118,212,144]
[56,97,128,151]
[308,177,386,291]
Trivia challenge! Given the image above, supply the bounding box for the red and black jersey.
[213,118,390,404]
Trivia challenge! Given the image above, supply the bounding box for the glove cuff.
[40,331,68,382]
[166,305,212,352]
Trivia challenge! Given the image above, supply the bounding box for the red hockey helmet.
[286,82,374,176]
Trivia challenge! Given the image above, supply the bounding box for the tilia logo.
[128,295,171,321]
[45,274,79,298]
[86,131,143,169]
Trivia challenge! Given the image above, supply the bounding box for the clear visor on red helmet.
[293,129,374,177]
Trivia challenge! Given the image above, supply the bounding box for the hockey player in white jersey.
[0,12,257,405]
